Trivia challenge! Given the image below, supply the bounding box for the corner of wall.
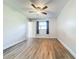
[58,38,76,58]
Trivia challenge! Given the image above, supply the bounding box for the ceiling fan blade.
[41,12,47,15]
[42,6,48,10]
[29,10,37,13]
[31,4,37,9]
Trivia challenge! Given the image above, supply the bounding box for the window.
[39,21,47,29]
[36,21,49,34]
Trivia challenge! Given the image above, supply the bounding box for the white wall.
[28,22,34,38]
[28,18,56,38]
[56,0,76,57]
[3,4,28,49]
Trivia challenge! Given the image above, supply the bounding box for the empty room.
[3,0,76,59]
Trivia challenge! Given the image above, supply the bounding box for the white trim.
[31,37,57,39]
[58,39,76,58]
[3,37,26,50]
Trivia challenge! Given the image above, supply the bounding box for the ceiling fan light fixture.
[31,3,48,15]
[37,11,41,14]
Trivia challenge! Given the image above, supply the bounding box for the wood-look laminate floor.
[3,38,75,59]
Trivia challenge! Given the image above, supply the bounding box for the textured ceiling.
[4,0,69,18]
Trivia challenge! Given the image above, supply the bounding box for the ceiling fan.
[30,4,48,15]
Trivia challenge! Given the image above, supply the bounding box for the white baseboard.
[31,37,56,38]
[3,37,26,50]
[58,39,76,58]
